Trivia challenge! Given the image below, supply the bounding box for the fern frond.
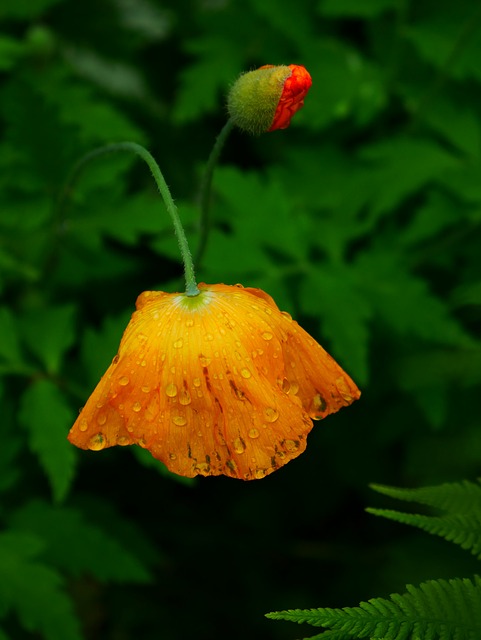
[368,480,481,558]
[370,480,481,514]
[266,576,481,640]
[367,509,481,559]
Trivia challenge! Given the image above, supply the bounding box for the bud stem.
[196,118,235,264]
[60,142,199,297]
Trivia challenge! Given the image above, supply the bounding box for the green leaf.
[19,305,76,375]
[319,0,397,17]
[18,380,76,502]
[369,480,481,559]
[0,36,23,70]
[173,36,242,123]
[0,307,23,365]
[0,0,66,20]
[0,531,81,640]
[10,500,153,583]
[267,576,481,640]
[354,250,475,348]
[299,265,372,385]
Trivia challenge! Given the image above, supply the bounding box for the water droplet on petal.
[137,333,148,343]
[132,401,142,412]
[281,311,292,321]
[79,419,88,432]
[248,428,259,439]
[88,433,106,451]
[290,381,299,395]
[169,452,177,460]
[193,377,201,388]
[284,439,299,451]
[264,407,279,422]
[141,385,151,393]
[112,355,119,364]
[172,415,187,426]
[279,377,291,394]
[173,338,183,349]
[199,355,211,366]
[117,436,130,446]
[204,333,214,341]
[179,389,191,405]
[96,413,107,426]
[233,437,246,454]
[195,462,210,473]
[165,383,178,397]
[185,319,194,327]
[262,331,273,341]
[254,468,266,479]
[241,368,251,379]
[138,438,147,448]
[119,376,129,386]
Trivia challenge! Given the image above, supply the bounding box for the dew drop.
[254,468,266,479]
[88,433,106,451]
[284,439,299,451]
[169,452,177,460]
[165,383,178,397]
[96,413,107,426]
[138,438,147,448]
[262,331,273,341]
[195,462,210,473]
[132,401,142,412]
[279,377,291,394]
[264,407,279,423]
[233,437,246,454]
[179,389,192,405]
[118,376,129,386]
[172,415,187,426]
[79,419,88,432]
[137,332,148,343]
[281,311,292,321]
[199,355,211,366]
[193,377,201,388]
[240,368,251,379]
[204,333,214,341]
[185,319,194,327]
[248,428,259,439]
[312,393,327,415]
[112,355,119,364]
[141,385,151,393]
[173,338,183,349]
[117,436,130,446]
[290,381,300,395]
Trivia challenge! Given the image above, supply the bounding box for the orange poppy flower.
[227,64,312,135]
[68,283,360,480]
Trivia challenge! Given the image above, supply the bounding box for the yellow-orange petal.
[68,283,360,480]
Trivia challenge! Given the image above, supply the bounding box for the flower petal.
[69,284,359,480]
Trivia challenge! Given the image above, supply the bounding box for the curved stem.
[196,118,234,264]
[59,142,199,296]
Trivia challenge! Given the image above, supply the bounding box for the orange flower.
[68,283,360,480]
[227,64,312,135]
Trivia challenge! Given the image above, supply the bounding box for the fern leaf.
[368,480,481,558]
[367,509,481,559]
[266,576,481,640]
[370,480,481,514]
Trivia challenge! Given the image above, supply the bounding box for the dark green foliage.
[1,0,481,638]
[267,576,481,640]
[267,480,481,639]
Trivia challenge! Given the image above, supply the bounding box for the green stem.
[59,142,199,296]
[196,118,234,264]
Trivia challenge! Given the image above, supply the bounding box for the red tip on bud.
[227,64,312,135]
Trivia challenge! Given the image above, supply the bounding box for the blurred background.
[1,0,480,638]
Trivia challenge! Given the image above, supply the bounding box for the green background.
[1,0,480,638]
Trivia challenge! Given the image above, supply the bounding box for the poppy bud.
[227,64,312,135]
